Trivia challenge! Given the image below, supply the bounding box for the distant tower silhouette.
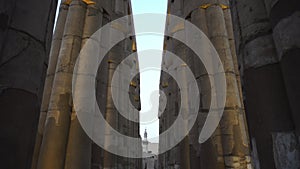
[144,129,148,140]
[143,129,149,153]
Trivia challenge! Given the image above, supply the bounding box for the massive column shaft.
[0,0,57,168]
[88,1,141,168]
[159,0,252,168]
[64,2,102,169]
[190,7,222,169]
[176,45,191,169]
[103,56,118,169]
[269,0,300,136]
[31,4,69,169]
[231,0,300,168]
[36,1,87,168]
[204,2,251,168]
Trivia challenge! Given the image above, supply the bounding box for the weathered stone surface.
[272,132,300,169]
[191,8,208,36]
[0,89,40,169]
[161,1,251,169]
[0,0,15,49]
[0,29,46,94]
[251,138,261,169]
[0,1,57,168]
[280,49,300,136]
[9,0,56,42]
[231,1,300,168]
[235,0,271,44]
[64,3,104,169]
[37,5,69,137]
[263,0,279,16]
[273,12,300,60]
[243,34,279,69]
[82,5,103,42]
[269,0,300,28]
[114,0,124,15]
[243,63,294,169]
[36,1,86,169]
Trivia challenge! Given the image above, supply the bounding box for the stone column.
[202,1,251,168]
[268,0,300,168]
[64,1,102,169]
[31,3,69,169]
[191,6,222,169]
[231,0,297,168]
[36,1,87,168]
[176,46,191,169]
[158,67,168,169]
[103,57,118,169]
[0,0,57,168]
[91,9,110,169]
[269,0,300,136]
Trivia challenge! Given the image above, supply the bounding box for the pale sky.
[55,0,167,143]
[131,0,167,143]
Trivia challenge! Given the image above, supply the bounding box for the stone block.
[243,34,279,69]
[273,12,300,60]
